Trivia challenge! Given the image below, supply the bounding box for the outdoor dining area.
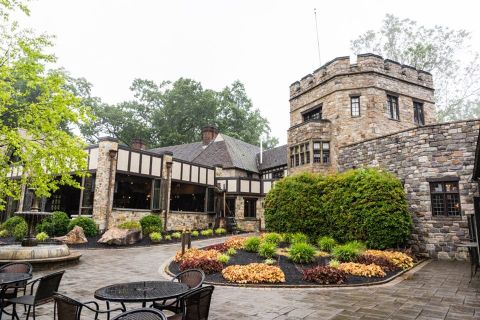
[0,263,213,320]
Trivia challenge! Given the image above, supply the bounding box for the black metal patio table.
[0,273,32,320]
[94,281,190,311]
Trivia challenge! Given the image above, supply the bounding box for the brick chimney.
[201,126,219,145]
[131,138,147,150]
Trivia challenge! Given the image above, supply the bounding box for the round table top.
[0,273,32,285]
[94,281,190,303]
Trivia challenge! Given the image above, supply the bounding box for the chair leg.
[25,306,31,320]
[32,306,35,320]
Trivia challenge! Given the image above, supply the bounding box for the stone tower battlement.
[289,53,433,99]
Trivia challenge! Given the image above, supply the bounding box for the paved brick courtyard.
[24,237,480,319]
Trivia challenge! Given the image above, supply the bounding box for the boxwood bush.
[264,169,412,249]
[139,215,163,235]
[36,211,70,236]
[1,216,26,237]
[68,217,97,237]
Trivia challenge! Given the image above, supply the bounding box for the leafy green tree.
[0,1,91,210]
[81,78,278,149]
[351,14,480,122]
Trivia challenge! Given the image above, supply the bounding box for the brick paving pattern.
[20,237,480,319]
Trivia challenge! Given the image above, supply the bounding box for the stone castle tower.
[287,53,435,175]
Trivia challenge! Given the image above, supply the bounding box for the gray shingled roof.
[257,144,288,170]
[148,134,261,173]
[148,142,204,162]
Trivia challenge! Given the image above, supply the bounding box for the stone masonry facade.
[288,54,435,175]
[338,120,480,259]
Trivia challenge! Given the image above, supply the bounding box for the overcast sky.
[18,0,480,145]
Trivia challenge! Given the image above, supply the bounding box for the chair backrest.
[53,293,82,320]
[112,308,167,320]
[173,269,205,290]
[0,262,33,274]
[180,286,214,320]
[35,271,65,304]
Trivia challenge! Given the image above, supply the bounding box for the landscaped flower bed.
[168,233,418,286]
[0,213,235,249]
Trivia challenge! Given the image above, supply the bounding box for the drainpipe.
[105,149,117,230]
[164,160,173,231]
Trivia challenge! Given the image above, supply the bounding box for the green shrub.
[13,221,27,241]
[263,232,282,245]
[329,259,340,268]
[258,241,277,258]
[291,232,309,244]
[282,233,293,243]
[68,217,97,237]
[331,241,366,262]
[201,229,213,236]
[288,242,316,263]
[264,258,276,265]
[226,248,237,256]
[172,232,182,239]
[36,232,49,242]
[191,230,199,237]
[243,236,261,252]
[139,215,163,235]
[215,228,226,235]
[149,232,162,242]
[0,230,8,237]
[264,169,412,249]
[117,221,141,230]
[2,216,26,235]
[218,254,230,264]
[317,236,337,252]
[36,211,70,236]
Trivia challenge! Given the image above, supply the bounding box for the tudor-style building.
[4,53,480,260]
[4,126,288,232]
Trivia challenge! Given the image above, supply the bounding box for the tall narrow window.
[413,101,425,126]
[322,142,330,163]
[313,142,321,163]
[302,106,322,122]
[351,96,360,117]
[430,181,461,216]
[244,198,257,218]
[305,142,310,164]
[152,179,162,210]
[387,95,399,120]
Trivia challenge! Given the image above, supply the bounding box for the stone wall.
[167,211,215,231]
[288,54,435,175]
[338,120,480,259]
[111,209,152,226]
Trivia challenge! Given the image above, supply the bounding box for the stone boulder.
[97,227,142,245]
[54,226,88,245]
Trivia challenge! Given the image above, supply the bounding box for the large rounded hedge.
[264,169,412,249]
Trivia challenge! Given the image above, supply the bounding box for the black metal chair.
[111,308,167,320]
[53,293,124,320]
[8,270,65,320]
[152,269,205,312]
[0,262,33,315]
[157,286,214,320]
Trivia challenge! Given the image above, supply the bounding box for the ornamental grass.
[222,263,286,284]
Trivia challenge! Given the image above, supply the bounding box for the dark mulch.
[168,246,405,286]
[0,232,241,250]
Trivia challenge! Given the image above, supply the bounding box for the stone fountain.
[0,190,81,268]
